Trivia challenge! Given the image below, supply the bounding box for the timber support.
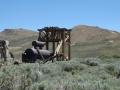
[38,27,72,61]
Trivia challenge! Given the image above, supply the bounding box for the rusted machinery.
[22,40,53,63]
[22,27,71,63]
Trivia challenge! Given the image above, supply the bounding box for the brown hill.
[0,28,38,40]
[0,28,39,59]
[71,25,120,43]
[1,26,120,43]
[70,25,120,58]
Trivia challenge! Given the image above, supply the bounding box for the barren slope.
[71,25,120,43]
[0,28,38,40]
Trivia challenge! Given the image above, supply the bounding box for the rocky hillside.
[71,25,120,43]
[0,28,38,40]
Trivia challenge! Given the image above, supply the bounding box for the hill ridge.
[71,25,120,43]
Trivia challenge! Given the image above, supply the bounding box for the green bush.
[97,54,111,59]
[81,60,98,66]
[105,65,116,76]
[29,83,45,90]
[112,54,120,58]
[98,54,120,59]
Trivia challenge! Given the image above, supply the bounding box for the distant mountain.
[71,25,120,58]
[0,28,38,40]
[71,25,120,43]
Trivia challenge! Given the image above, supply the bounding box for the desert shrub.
[72,84,84,90]
[97,54,112,59]
[29,83,45,90]
[41,67,51,74]
[98,54,120,59]
[0,63,41,90]
[80,58,99,67]
[116,70,120,78]
[63,64,73,72]
[1,58,120,89]
[81,81,110,90]
[105,64,116,76]
[102,78,120,89]
[105,65,115,72]
[112,54,120,58]
[81,60,98,66]
[60,60,86,73]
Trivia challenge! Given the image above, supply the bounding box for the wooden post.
[68,31,71,60]
[53,42,55,54]
[62,30,65,60]
[38,31,41,41]
[46,42,48,50]
[46,31,49,50]
[56,41,59,60]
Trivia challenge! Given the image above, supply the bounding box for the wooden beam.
[46,31,49,50]
[46,42,49,50]
[41,39,61,42]
[53,42,55,54]
[68,31,71,60]
[62,30,65,60]
[38,31,42,41]
[64,42,70,45]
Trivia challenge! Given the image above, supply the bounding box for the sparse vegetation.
[112,54,120,58]
[1,58,120,90]
[97,54,120,59]
[97,54,112,59]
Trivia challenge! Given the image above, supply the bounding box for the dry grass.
[71,25,120,43]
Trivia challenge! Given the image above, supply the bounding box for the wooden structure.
[38,27,71,60]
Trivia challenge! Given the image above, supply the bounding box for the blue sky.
[0,0,120,32]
